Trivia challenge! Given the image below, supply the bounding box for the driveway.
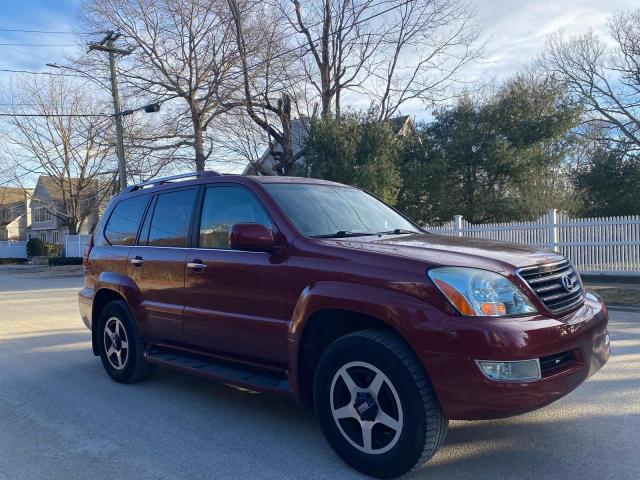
[0,268,638,479]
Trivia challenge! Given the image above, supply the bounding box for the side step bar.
[145,349,292,397]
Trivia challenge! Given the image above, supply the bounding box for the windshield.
[263,183,421,237]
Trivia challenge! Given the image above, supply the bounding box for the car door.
[126,187,198,344]
[183,184,288,366]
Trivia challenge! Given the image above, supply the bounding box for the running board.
[145,349,291,396]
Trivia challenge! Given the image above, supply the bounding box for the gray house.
[0,187,31,241]
[29,176,101,244]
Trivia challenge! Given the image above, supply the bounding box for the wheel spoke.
[120,340,128,350]
[105,326,115,342]
[368,372,385,398]
[106,345,116,357]
[338,367,358,396]
[114,320,121,337]
[376,411,401,431]
[361,421,374,452]
[115,351,123,369]
[333,405,356,420]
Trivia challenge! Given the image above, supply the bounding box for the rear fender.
[91,273,147,354]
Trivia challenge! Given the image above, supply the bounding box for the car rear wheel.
[314,329,448,479]
[97,300,155,383]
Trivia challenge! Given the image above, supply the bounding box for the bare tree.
[1,76,114,234]
[81,0,243,170]
[370,0,481,120]
[279,0,480,120]
[543,9,640,154]
[212,113,273,173]
[227,0,306,174]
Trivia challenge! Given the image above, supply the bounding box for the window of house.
[40,232,47,242]
[146,189,197,247]
[104,195,150,246]
[52,231,59,244]
[198,186,272,249]
[34,207,52,223]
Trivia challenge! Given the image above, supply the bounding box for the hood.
[319,233,563,271]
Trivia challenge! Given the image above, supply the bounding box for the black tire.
[97,300,155,384]
[314,329,448,479]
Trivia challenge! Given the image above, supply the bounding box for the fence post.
[453,215,463,237]
[548,208,558,252]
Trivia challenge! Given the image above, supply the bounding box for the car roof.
[122,172,349,195]
[247,175,347,187]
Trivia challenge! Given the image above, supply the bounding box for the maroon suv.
[79,172,610,478]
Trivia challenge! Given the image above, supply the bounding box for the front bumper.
[417,294,610,420]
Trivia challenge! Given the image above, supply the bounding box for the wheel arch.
[91,288,127,356]
[287,282,430,405]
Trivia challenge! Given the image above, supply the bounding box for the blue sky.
[0,0,637,100]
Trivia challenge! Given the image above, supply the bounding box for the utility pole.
[89,32,131,192]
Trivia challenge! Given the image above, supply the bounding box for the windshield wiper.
[311,230,378,238]
[377,228,421,235]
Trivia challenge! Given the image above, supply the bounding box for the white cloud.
[473,0,636,79]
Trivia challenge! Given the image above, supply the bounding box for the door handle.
[187,261,207,270]
[130,256,144,267]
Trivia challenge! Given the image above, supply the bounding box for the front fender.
[286,281,431,402]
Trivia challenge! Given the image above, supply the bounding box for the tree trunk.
[279,94,295,175]
[192,110,206,171]
[320,0,332,118]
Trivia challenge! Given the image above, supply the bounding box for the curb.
[607,305,640,313]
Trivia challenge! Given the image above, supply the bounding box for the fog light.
[476,359,541,382]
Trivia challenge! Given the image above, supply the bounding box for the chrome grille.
[517,259,584,313]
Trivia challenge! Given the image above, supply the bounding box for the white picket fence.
[426,209,640,275]
[0,241,27,258]
[65,234,92,258]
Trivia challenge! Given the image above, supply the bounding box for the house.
[243,117,311,176]
[28,176,102,244]
[242,115,416,176]
[0,187,31,241]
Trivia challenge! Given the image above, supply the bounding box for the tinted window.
[263,183,420,237]
[147,189,197,247]
[104,195,149,246]
[199,186,272,249]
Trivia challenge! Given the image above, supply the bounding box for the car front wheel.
[314,329,448,478]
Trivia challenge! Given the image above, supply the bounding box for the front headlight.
[428,267,538,317]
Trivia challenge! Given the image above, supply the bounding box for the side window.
[147,188,197,247]
[104,195,149,246]
[199,186,272,249]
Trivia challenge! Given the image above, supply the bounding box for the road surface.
[0,266,638,479]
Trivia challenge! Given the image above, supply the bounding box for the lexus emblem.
[561,275,575,292]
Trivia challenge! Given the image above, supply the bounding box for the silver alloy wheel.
[330,361,403,455]
[103,316,129,371]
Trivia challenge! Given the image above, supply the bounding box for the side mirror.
[229,223,276,252]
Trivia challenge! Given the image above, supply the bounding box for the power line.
[0,43,78,47]
[0,67,86,78]
[0,112,113,118]
[0,27,99,35]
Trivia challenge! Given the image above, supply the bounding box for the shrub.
[48,256,83,266]
[26,238,47,257]
[46,243,63,257]
[0,258,28,265]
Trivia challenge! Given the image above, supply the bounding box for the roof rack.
[124,171,223,192]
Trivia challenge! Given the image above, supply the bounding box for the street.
[0,267,638,480]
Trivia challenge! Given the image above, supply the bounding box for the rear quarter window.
[103,195,150,246]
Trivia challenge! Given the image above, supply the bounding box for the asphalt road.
[1,266,639,480]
